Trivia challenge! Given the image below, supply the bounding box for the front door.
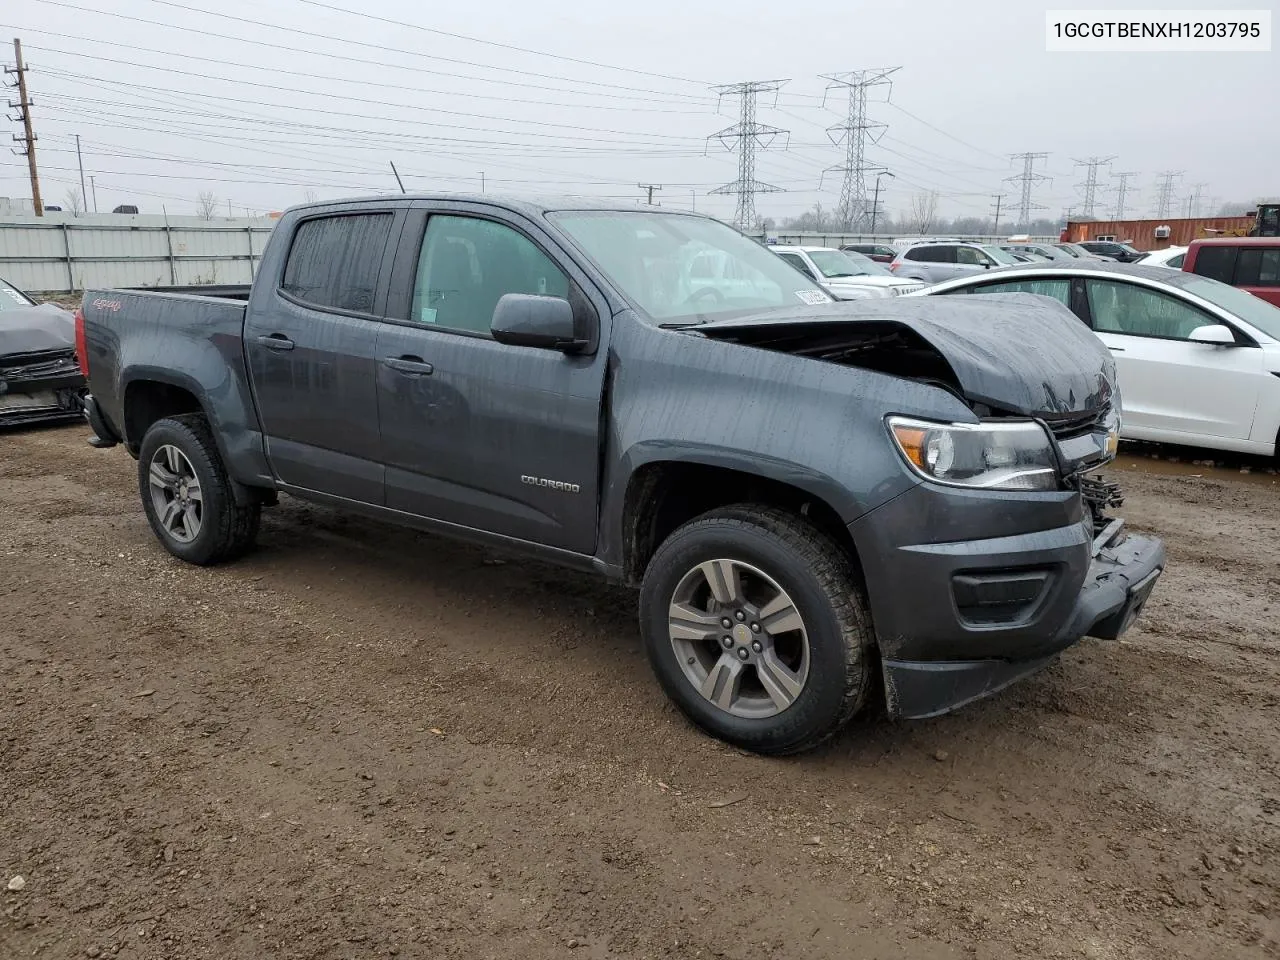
[373,207,607,555]
[1083,277,1263,442]
[244,209,400,503]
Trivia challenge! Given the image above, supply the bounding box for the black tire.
[638,505,874,756]
[137,414,260,565]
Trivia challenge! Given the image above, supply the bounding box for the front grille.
[1044,407,1106,442]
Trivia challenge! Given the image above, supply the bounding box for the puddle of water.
[1112,443,1279,489]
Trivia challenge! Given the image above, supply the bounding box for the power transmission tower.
[1005,152,1051,227]
[820,67,900,229]
[707,80,789,231]
[1186,181,1208,218]
[1111,171,1139,219]
[1153,170,1183,218]
[637,183,662,206]
[4,38,43,216]
[990,193,1006,235]
[1073,156,1115,218]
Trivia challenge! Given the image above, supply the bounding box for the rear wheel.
[137,414,260,565]
[639,505,874,755]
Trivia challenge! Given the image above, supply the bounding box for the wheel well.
[622,461,862,585]
[123,380,203,452]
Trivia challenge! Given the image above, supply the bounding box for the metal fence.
[0,215,277,293]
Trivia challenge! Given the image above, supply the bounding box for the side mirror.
[1188,324,1237,346]
[981,262,992,269]
[491,294,586,352]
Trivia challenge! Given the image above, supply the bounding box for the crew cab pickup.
[79,196,1165,755]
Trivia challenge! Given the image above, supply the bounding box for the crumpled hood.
[0,304,76,360]
[690,293,1116,417]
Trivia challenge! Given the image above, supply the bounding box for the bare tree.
[64,188,85,217]
[196,191,219,220]
[908,191,939,235]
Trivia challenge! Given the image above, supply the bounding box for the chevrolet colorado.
[78,196,1165,754]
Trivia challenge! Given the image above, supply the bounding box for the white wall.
[0,215,278,293]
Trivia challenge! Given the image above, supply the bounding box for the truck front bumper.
[848,483,1165,719]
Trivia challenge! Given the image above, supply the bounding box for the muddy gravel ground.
[2,425,1278,960]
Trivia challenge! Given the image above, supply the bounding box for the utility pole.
[869,170,894,234]
[1186,181,1208,218]
[74,133,87,216]
[1153,170,1182,218]
[1072,155,1115,219]
[820,67,900,230]
[89,174,97,213]
[707,79,790,231]
[1005,152,1051,227]
[637,183,662,206]
[5,38,43,216]
[1111,171,1139,219]
[479,171,485,193]
[990,193,1006,236]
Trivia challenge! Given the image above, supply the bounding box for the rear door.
[1082,277,1264,441]
[244,207,401,503]
[1233,246,1280,307]
[372,203,608,554]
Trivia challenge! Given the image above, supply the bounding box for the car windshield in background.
[0,278,36,311]
[806,249,864,278]
[1055,244,1088,258]
[1177,274,1280,340]
[550,212,830,321]
[982,246,1020,265]
[840,250,892,276]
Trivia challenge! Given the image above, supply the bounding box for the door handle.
[1107,346,1125,352]
[382,355,434,376]
[257,334,295,351]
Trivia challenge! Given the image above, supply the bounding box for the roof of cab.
[285,193,719,219]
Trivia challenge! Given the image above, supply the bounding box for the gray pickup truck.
[78,196,1165,754]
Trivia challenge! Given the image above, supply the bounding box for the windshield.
[805,249,864,278]
[839,250,892,276]
[1178,274,1280,340]
[1055,244,1086,258]
[550,212,831,321]
[981,245,1020,265]
[0,277,36,311]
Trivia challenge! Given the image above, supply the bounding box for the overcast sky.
[2,0,1276,221]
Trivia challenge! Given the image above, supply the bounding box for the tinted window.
[411,215,568,334]
[1191,246,1238,284]
[777,252,816,277]
[969,278,1072,309]
[1167,253,1185,268]
[281,213,393,313]
[1235,248,1280,287]
[906,245,946,263]
[1086,279,1216,339]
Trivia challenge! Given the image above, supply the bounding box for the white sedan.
[1137,246,1188,269]
[915,262,1280,456]
[772,245,924,299]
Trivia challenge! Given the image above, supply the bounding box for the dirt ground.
[1,425,1277,960]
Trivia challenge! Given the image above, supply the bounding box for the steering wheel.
[680,286,726,309]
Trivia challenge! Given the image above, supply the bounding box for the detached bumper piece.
[883,528,1165,720]
[0,352,86,428]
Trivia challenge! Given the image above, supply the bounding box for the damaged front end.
[0,349,87,427]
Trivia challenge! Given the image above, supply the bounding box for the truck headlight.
[887,417,1058,491]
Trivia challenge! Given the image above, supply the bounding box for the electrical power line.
[1153,170,1183,218]
[4,37,43,214]
[707,80,789,230]
[1186,181,1208,218]
[820,67,899,229]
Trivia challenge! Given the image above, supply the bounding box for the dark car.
[0,276,86,428]
[78,196,1164,755]
[840,243,897,263]
[1079,240,1144,263]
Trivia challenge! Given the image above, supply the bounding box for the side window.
[777,252,816,278]
[903,247,928,262]
[1086,280,1217,339]
[970,278,1072,308]
[1167,253,1185,269]
[1235,248,1280,287]
[955,246,989,266]
[411,215,569,334]
[1190,246,1238,284]
[280,213,394,313]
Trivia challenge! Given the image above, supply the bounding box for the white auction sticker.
[795,289,832,305]
[1046,9,1271,52]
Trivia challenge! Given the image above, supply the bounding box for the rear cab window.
[1189,245,1238,284]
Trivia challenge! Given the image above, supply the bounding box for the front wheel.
[137,414,260,565]
[639,505,874,755]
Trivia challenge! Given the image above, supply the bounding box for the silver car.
[888,241,1021,284]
